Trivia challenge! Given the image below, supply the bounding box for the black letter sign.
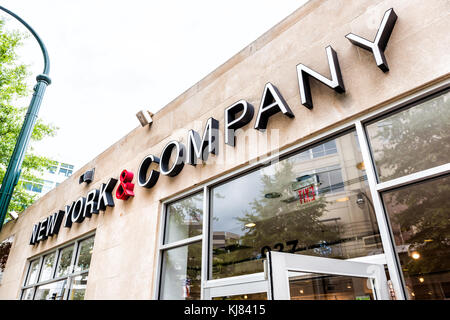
[296,46,345,109]
[187,117,219,165]
[345,8,397,72]
[224,100,254,147]
[254,83,294,130]
[160,141,186,177]
[138,155,160,188]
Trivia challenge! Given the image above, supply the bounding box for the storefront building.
[0,0,449,300]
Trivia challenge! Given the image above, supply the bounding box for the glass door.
[267,251,390,300]
[203,273,268,300]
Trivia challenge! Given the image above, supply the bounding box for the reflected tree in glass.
[40,253,56,281]
[26,259,40,285]
[76,238,94,272]
[165,193,203,243]
[160,242,202,300]
[69,275,88,300]
[56,246,74,277]
[383,175,450,299]
[367,91,450,182]
[213,160,341,277]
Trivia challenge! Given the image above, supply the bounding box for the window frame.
[154,79,450,300]
[20,232,95,300]
[156,191,205,300]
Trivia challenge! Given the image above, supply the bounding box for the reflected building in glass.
[211,131,383,279]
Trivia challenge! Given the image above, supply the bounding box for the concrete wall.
[0,0,449,299]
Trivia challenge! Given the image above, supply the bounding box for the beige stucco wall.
[0,0,449,299]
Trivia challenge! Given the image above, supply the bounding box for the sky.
[1,0,307,169]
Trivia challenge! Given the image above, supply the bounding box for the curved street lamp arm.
[0,5,50,76]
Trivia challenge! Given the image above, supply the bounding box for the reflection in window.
[75,237,94,273]
[34,280,67,300]
[21,288,34,300]
[26,260,40,286]
[289,273,374,300]
[39,253,56,282]
[297,140,338,162]
[56,245,74,277]
[160,242,202,300]
[68,274,88,300]
[21,236,95,300]
[213,292,267,300]
[366,90,450,182]
[48,165,57,174]
[382,175,450,300]
[211,131,382,279]
[164,193,203,244]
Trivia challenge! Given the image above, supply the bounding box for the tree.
[371,92,450,298]
[0,18,57,220]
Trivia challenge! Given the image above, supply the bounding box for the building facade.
[20,161,75,198]
[0,0,449,300]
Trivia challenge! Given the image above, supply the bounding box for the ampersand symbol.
[116,170,135,200]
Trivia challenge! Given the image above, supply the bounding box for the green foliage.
[372,92,450,281]
[0,19,57,219]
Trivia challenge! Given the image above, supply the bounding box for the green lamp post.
[0,6,51,231]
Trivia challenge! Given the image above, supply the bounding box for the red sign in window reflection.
[298,185,316,204]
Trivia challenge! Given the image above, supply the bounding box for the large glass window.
[74,237,94,273]
[164,193,203,244]
[21,235,95,300]
[159,242,202,300]
[39,252,56,282]
[365,88,450,300]
[211,131,382,279]
[366,90,450,182]
[382,175,450,300]
[159,192,203,300]
[56,245,74,277]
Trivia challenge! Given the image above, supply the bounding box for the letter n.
[296,46,345,109]
[30,222,40,245]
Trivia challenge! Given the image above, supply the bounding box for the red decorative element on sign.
[116,170,135,200]
[298,185,316,204]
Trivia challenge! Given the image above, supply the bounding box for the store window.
[159,193,203,300]
[21,235,95,300]
[365,88,450,300]
[382,175,450,300]
[164,194,203,244]
[211,131,383,279]
[366,90,450,182]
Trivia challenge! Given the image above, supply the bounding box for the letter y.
[346,8,397,72]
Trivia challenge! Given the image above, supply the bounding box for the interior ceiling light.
[411,251,421,260]
[356,162,365,170]
[264,192,281,199]
[336,196,349,202]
